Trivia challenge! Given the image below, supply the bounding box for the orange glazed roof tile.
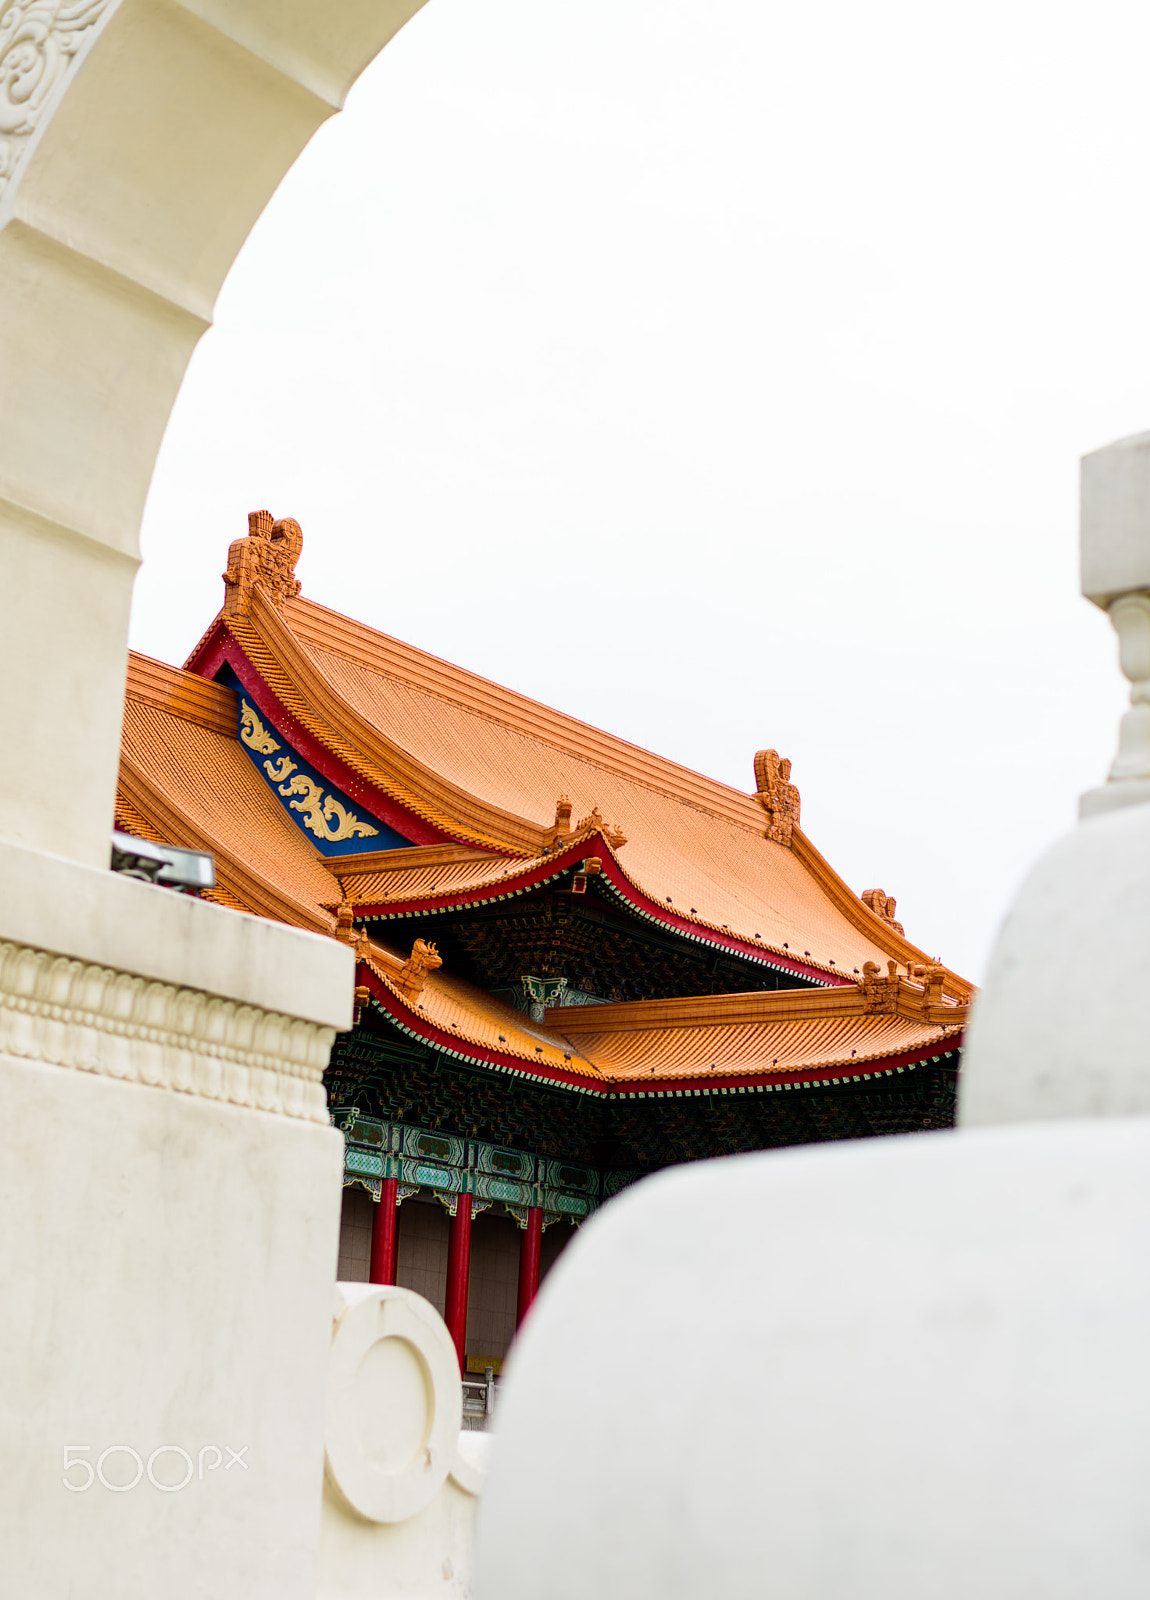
[119,653,341,933]
[118,624,967,1091]
[358,938,603,1083]
[354,935,964,1092]
[186,589,969,994]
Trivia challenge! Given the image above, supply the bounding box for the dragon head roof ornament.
[861,887,905,937]
[544,795,626,852]
[395,938,443,1001]
[753,749,800,846]
[223,509,304,617]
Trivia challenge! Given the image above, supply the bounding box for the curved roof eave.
[355,957,965,1098]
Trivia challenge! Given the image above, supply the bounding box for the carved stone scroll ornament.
[0,938,333,1121]
[753,749,801,846]
[223,509,304,617]
[0,0,111,201]
[861,887,905,937]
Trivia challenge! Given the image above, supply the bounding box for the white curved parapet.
[320,1284,489,1599]
[476,1123,1150,1600]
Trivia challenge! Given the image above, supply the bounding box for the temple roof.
[354,934,965,1094]
[179,580,967,992]
[117,516,969,1093]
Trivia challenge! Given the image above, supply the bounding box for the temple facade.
[116,512,970,1375]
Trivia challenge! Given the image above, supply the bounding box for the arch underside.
[0,0,430,867]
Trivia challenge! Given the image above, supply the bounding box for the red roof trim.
[358,834,848,986]
[357,962,962,1094]
[198,631,463,850]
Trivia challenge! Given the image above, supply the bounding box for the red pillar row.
[369,1176,399,1286]
[516,1205,543,1328]
[444,1193,473,1371]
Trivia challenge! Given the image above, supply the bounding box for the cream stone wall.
[0,0,430,871]
[0,5,450,1595]
[0,853,353,1597]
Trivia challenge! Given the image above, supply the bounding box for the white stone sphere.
[477,1119,1150,1599]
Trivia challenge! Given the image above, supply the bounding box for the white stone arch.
[0,0,429,867]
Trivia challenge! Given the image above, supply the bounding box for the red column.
[369,1177,399,1286]
[516,1205,543,1328]
[443,1193,473,1371]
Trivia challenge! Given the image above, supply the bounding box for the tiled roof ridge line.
[245,598,546,855]
[355,956,602,1083]
[790,829,973,998]
[125,650,237,736]
[117,751,333,936]
[547,985,889,1035]
[184,609,226,679]
[289,598,770,832]
[224,622,526,857]
[189,614,472,849]
[548,982,969,1036]
[593,1033,965,1093]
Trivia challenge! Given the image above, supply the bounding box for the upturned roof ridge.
[231,601,541,855]
[125,651,237,736]
[284,596,771,831]
[547,979,969,1035]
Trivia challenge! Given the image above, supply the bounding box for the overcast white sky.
[130,0,1149,983]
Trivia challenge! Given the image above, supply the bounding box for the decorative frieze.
[332,1108,623,1219]
[0,938,333,1122]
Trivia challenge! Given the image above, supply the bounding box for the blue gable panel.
[217,666,414,857]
